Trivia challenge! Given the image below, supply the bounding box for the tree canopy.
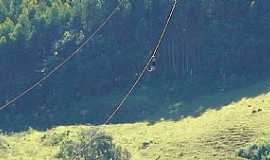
[1,0,270,131]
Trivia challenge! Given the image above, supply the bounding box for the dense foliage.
[237,144,270,160]
[58,129,131,160]
[0,0,270,130]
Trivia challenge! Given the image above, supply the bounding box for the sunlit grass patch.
[1,79,270,159]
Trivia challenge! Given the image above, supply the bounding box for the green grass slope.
[1,79,270,160]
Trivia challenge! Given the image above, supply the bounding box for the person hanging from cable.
[147,56,156,72]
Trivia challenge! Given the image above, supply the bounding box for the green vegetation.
[1,0,270,159]
[57,129,131,160]
[1,0,270,130]
[0,78,270,159]
[237,144,270,160]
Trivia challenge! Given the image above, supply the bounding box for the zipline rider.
[148,56,156,72]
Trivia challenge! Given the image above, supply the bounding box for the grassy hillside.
[1,79,270,160]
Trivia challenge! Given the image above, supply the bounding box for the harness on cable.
[147,56,156,72]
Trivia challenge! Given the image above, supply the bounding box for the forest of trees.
[1,0,270,130]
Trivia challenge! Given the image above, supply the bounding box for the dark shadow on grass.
[1,75,270,132]
[139,77,270,125]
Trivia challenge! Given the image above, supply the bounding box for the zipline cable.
[0,0,177,158]
[0,3,121,112]
[104,0,178,125]
[71,1,177,159]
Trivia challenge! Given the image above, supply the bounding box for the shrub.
[41,132,67,146]
[57,129,131,160]
[237,144,270,160]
